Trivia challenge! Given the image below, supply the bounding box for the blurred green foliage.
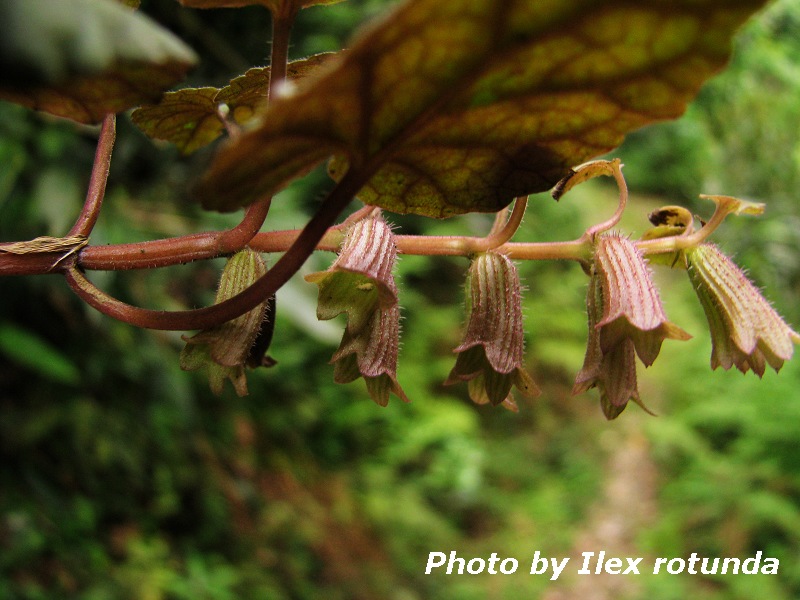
[1,0,800,599]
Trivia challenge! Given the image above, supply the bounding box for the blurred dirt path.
[542,428,659,600]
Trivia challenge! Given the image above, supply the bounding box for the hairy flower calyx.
[445,251,539,409]
[685,243,800,375]
[181,248,275,396]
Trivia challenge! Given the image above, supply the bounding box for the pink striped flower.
[305,215,397,335]
[686,243,800,376]
[445,251,539,409]
[306,215,408,405]
[574,234,690,418]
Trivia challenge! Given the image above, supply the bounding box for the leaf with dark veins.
[216,54,333,122]
[131,54,332,155]
[196,0,768,217]
[131,87,223,155]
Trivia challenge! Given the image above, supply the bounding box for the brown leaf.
[196,0,768,216]
[131,54,333,154]
[0,0,197,124]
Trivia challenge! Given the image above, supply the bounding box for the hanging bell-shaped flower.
[593,233,691,366]
[574,234,689,418]
[307,214,409,405]
[445,251,539,408]
[573,273,644,419]
[685,243,800,376]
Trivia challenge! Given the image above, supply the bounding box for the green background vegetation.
[1,0,800,598]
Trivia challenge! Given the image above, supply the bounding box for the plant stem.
[477,196,527,251]
[214,7,295,251]
[501,239,590,261]
[215,198,273,253]
[69,114,116,238]
[582,159,627,240]
[64,169,362,330]
[390,234,590,261]
[268,8,294,102]
[391,197,529,256]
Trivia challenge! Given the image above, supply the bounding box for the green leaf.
[131,87,224,156]
[218,54,332,117]
[196,0,768,217]
[0,0,197,124]
[131,54,332,155]
[0,322,81,385]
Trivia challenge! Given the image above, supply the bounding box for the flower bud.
[181,248,274,396]
[445,251,539,407]
[685,243,800,375]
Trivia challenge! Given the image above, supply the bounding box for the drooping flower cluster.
[181,248,276,396]
[445,251,539,410]
[298,198,798,418]
[305,214,408,406]
[574,234,691,419]
[685,243,800,375]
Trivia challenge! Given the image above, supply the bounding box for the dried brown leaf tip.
[181,249,275,396]
[574,234,690,419]
[306,215,408,406]
[445,251,539,410]
[686,243,800,376]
